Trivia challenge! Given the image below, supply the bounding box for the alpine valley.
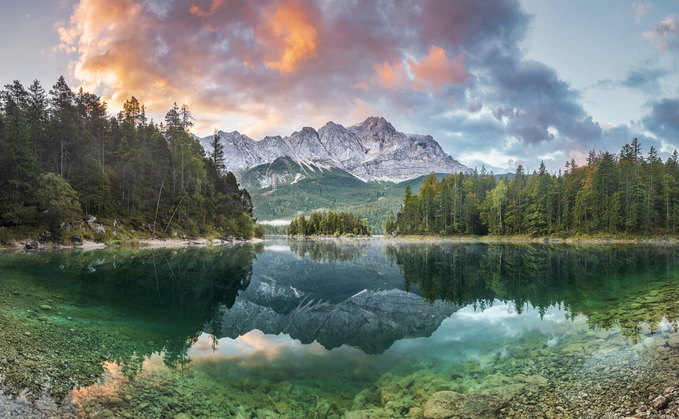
[195,117,471,232]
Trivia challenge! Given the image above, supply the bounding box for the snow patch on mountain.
[197,117,470,183]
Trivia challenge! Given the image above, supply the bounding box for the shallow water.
[2,239,679,418]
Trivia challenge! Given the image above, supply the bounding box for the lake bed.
[1,239,679,418]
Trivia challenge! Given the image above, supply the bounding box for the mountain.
[241,157,443,232]
[197,116,470,183]
[202,239,460,354]
[210,285,457,354]
[204,241,459,354]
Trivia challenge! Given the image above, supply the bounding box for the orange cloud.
[350,81,370,91]
[54,1,479,142]
[407,45,473,92]
[375,61,407,87]
[259,2,318,73]
[190,0,224,17]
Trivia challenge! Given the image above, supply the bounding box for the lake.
[1,238,679,418]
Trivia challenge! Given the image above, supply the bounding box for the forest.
[0,77,261,241]
[288,210,370,236]
[386,243,679,342]
[386,139,679,237]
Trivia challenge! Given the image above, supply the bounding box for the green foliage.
[0,78,255,237]
[288,210,370,236]
[244,157,441,234]
[253,224,266,238]
[388,140,679,237]
[36,173,82,230]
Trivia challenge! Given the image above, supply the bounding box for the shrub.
[253,225,266,239]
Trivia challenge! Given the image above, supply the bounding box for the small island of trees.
[288,210,370,237]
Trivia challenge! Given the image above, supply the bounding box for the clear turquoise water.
[1,239,679,418]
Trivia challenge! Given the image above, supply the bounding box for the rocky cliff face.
[205,278,457,355]
[197,117,470,183]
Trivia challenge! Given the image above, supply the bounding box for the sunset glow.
[3,0,679,171]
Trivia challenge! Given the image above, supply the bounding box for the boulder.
[25,241,41,250]
[667,334,679,349]
[423,391,506,419]
[652,395,668,410]
[70,235,83,245]
[423,391,465,419]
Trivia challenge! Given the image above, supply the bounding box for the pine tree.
[210,128,225,172]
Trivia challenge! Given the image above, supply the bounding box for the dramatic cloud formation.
[56,0,669,173]
[258,2,318,73]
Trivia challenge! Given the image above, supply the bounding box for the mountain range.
[196,116,470,183]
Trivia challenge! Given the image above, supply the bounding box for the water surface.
[1,239,679,418]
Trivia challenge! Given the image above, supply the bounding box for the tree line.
[288,210,370,236]
[385,139,679,237]
[386,243,679,341]
[0,77,259,239]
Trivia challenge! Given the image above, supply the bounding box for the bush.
[36,173,81,231]
[236,213,253,240]
[253,225,266,239]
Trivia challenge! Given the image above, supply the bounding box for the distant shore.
[381,234,679,245]
[285,234,375,240]
[0,237,265,251]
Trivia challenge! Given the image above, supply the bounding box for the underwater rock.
[652,395,668,410]
[667,334,679,349]
[423,391,465,418]
[345,410,382,419]
[423,391,506,419]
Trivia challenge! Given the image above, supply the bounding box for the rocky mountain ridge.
[206,278,458,354]
[196,117,470,183]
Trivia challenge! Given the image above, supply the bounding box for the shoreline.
[283,233,679,245]
[0,237,265,252]
[380,235,679,245]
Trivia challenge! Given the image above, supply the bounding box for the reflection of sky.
[263,244,293,253]
[190,300,573,369]
[386,302,572,364]
[189,330,375,375]
[190,330,330,359]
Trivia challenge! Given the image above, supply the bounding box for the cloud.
[190,0,224,18]
[633,1,653,23]
[375,61,407,88]
[593,64,675,96]
[407,46,473,92]
[641,98,679,145]
[258,2,318,73]
[643,14,679,52]
[54,0,607,172]
[485,58,601,144]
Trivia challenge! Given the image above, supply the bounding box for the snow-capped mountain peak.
[198,117,470,182]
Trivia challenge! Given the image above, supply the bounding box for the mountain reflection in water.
[1,239,679,418]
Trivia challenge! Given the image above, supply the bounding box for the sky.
[1,0,678,174]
